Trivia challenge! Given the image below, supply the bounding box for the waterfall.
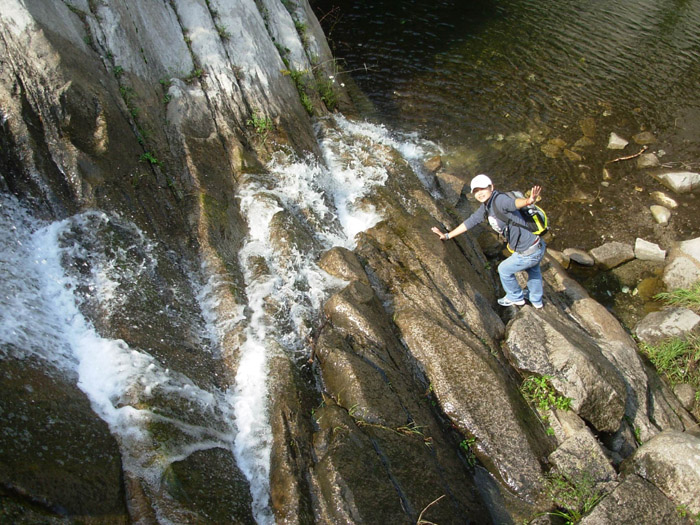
[0,114,440,523]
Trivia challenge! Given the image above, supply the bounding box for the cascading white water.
[0,114,441,523]
[229,114,441,522]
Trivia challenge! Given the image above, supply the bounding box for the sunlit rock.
[319,246,369,284]
[607,132,628,150]
[623,430,700,514]
[653,171,700,193]
[505,307,627,434]
[589,241,634,270]
[635,307,700,346]
[650,191,678,209]
[435,171,465,206]
[635,238,666,263]
[563,247,595,266]
[637,152,660,168]
[579,474,683,525]
[650,204,671,225]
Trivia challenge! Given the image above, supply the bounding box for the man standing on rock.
[431,174,546,309]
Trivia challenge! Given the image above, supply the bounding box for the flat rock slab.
[635,238,666,263]
[589,241,634,270]
[580,474,686,525]
[653,171,700,194]
[635,307,700,345]
[563,247,595,266]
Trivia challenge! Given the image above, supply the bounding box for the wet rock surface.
[2,1,699,524]
[0,359,128,523]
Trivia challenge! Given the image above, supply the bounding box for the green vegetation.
[140,152,162,166]
[282,69,313,115]
[676,504,700,524]
[112,65,124,79]
[159,77,173,105]
[544,472,604,524]
[246,111,273,145]
[459,437,477,466]
[316,78,337,111]
[655,281,700,313]
[639,335,700,389]
[216,24,231,40]
[521,375,572,411]
[184,68,205,84]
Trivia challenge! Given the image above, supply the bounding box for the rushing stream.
[0,115,440,523]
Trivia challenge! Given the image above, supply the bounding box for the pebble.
[650,205,671,225]
[608,132,628,150]
[650,191,678,209]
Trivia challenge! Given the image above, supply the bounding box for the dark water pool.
[312,0,700,251]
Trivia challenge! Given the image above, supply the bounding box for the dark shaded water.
[312,0,700,251]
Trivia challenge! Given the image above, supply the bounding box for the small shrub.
[545,472,604,524]
[246,112,273,145]
[184,68,205,83]
[317,79,337,111]
[521,375,572,411]
[112,65,124,78]
[140,152,162,166]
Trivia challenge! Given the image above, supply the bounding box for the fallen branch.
[604,145,648,165]
[417,494,445,525]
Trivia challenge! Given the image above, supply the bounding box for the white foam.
[0,194,237,492]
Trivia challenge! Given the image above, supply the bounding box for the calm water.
[312,0,700,247]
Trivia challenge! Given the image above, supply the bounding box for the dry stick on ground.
[604,145,648,165]
[416,494,445,525]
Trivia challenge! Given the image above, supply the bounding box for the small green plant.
[140,152,162,166]
[640,334,700,388]
[246,112,273,145]
[676,504,700,523]
[184,68,205,83]
[283,69,314,115]
[216,24,231,40]
[317,79,337,111]
[459,437,477,466]
[655,281,700,313]
[521,375,572,411]
[112,65,124,78]
[545,472,604,524]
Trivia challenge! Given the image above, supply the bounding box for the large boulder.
[580,474,688,525]
[622,430,700,514]
[397,309,551,504]
[505,306,627,434]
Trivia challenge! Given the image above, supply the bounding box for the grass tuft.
[655,281,700,313]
